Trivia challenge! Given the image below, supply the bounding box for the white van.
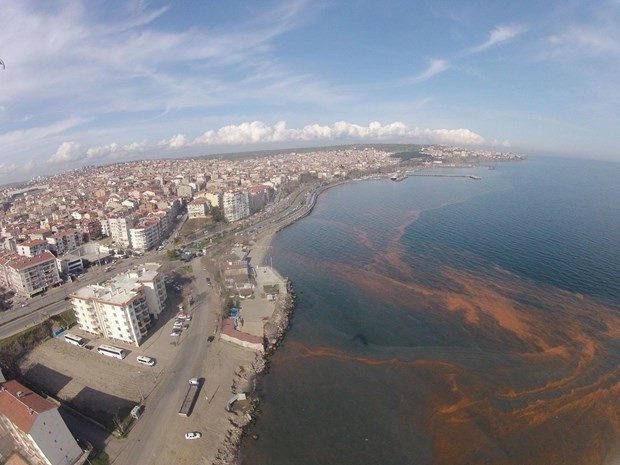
[137,355,155,366]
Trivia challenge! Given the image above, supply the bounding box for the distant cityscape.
[0,144,521,302]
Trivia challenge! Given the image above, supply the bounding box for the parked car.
[137,355,155,366]
[170,330,181,337]
[185,432,202,440]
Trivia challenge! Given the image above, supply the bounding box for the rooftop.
[0,380,55,434]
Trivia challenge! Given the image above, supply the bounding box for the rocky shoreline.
[212,279,297,465]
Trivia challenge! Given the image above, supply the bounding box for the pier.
[409,174,481,180]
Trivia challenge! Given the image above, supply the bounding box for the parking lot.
[17,292,194,426]
[19,338,157,422]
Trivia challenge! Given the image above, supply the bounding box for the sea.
[239,156,620,465]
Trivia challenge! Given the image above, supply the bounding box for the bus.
[97,344,126,359]
[64,333,85,347]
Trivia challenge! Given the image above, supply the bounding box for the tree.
[210,206,226,223]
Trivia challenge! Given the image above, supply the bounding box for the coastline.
[210,165,494,464]
[211,232,296,465]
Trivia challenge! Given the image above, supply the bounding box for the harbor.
[391,173,482,181]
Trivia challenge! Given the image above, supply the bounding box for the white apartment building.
[106,216,136,248]
[0,380,83,465]
[129,220,161,251]
[0,251,61,297]
[187,200,209,218]
[223,191,250,222]
[16,239,49,257]
[70,263,166,346]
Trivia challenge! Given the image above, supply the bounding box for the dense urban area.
[0,144,521,465]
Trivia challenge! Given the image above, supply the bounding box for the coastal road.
[111,260,217,465]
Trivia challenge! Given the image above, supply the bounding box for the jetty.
[409,174,481,180]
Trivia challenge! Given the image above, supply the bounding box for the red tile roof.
[221,318,263,344]
[0,380,55,434]
[5,251,56,271]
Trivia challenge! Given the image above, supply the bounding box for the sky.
[1,0,619,184]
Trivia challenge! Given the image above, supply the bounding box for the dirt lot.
[19,338,159,426]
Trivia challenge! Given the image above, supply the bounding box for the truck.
[179,378,200,417]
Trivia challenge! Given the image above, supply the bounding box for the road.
[111,261,217,465]
[0,182,325,461]
[0,254,157,339]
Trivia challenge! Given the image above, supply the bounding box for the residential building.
[0,380,83,465]
[70,263,166,346]
[80,219,102,241]
[222,191,250,222]
[106,216,135,248]
[0,252,61,297]
[176,184,194,199]
[187,200,209,218]
[46,230,82,257]
[129,220,160,251]
[204,192,222,208]
[16,240,48,258]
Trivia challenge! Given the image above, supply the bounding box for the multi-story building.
[16,239,48,257]
[0,380,83,465]
[222,191,250,222]
[70,263,166,346]
[248,185,272,214]
[80,218,102,241]
[106,216,136,248]
[176,184,194,199]
[187,200,209,218]
[0,251,61,297]
[46,230,82,257]
[204,192,222,208]
[129,220,161,251]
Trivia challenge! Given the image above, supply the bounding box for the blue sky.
[0,0,619,183]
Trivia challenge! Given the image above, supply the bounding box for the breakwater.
[410,173,481,180]
[213,279,297,465]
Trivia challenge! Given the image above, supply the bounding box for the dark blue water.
[240,157,620,465]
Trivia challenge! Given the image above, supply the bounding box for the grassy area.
[263,284,279,293]
[89,451,110,465]
[0,321,52,370]
[50,309,77,328]
[179,217,212,241]
[182,265,193,273]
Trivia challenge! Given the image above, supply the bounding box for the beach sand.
[247,231,275,267]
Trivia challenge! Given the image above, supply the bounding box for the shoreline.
[210,181,333,464]
[210,163,495,464]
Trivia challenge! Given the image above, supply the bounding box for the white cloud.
[0,117,87,151]
[468,25,526,53]
[409,59,449,83]
[49,141,84,163]
[22,160,34,173]
[491,139,512,148]
[0,163,18,177]
[546,28,620,58]
[49,120,486,164]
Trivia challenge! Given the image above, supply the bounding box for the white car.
[185,432,202,440]
[137,356,155,366]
